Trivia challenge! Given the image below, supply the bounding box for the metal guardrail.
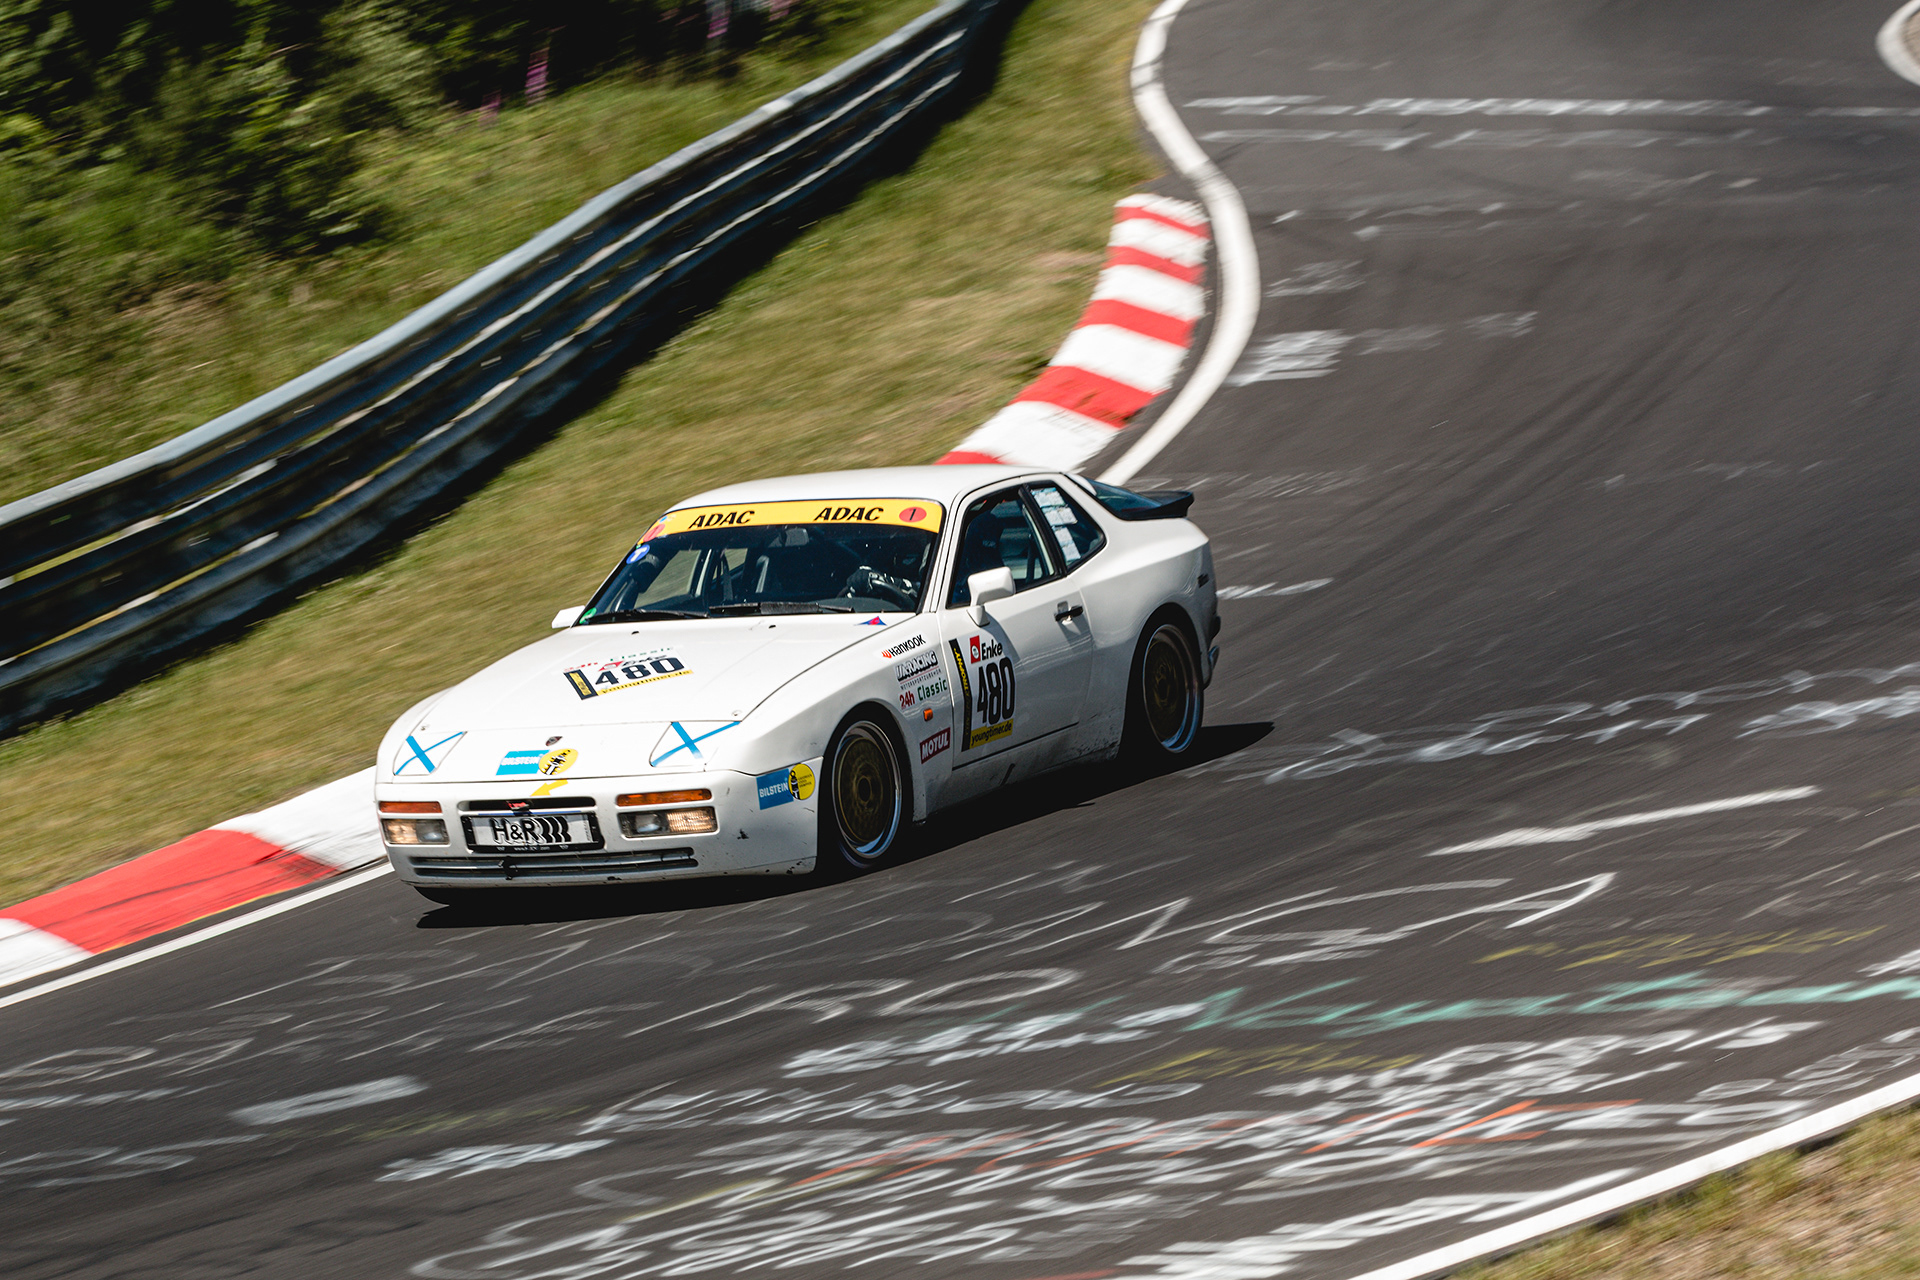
[0,0,1012,736]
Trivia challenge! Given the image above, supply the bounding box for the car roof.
[667,465,1045,512]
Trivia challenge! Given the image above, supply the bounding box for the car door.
[938,486,1094,777]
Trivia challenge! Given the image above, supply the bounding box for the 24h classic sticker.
[893,643,949,714]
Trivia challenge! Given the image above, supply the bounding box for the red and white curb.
[0,769,380,988]
[939,192,1210,471]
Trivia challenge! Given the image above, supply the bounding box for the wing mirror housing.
[966,568,1016,626]
[551,605,585,629]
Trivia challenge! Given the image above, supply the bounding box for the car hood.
[393,615,907,780]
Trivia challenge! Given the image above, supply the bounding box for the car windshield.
[579,499,944,621]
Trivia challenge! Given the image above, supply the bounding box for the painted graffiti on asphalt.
[402,1022,1920,1277]
[1187,661,1920,783]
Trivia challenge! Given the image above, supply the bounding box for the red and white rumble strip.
[939,193,1210,470]
[0,192,1208,991]
[0,770,380,987]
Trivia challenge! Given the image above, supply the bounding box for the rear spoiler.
[1104,489,1194,521]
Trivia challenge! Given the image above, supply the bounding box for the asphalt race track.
[7,0,1920,1276]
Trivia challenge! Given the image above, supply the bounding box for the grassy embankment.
[0,0,941,505]
[1465,1108,1920,1279]
[0,0,1159,904]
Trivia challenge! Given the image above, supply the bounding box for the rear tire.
[818,712,906,875]
[1125,617,1203,761]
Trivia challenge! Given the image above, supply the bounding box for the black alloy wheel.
[1127,619,1203,760]
[822,715,905,873]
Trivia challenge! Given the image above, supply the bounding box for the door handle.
[1054,602,1084,622]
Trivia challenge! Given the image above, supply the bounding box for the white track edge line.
[1879,0,1920,86]
[0,863,392,1013]
[1101,0,1261,486]
[1344,1065,1920,1279]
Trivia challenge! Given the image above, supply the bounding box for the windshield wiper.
[709,601,841,616]
[580,608,707,623]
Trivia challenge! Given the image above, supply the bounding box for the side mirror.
[551,605,585,629]
[966,568,1016,626]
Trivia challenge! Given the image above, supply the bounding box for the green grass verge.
[0,0,1158,907]
[1464,1109,1920,1278]
[0,0,935,508]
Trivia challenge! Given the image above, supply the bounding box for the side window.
[1028,483,1106,569]
[947,489,1060,607]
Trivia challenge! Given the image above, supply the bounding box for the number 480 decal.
[950,637,1016,751]
[976,657,1015,727]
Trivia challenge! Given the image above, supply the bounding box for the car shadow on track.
[414,720,1272,929]
[901,720,1274,860]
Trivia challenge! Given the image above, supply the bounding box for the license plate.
[470,813,597,849]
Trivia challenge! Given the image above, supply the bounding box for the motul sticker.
[919,728,952,763]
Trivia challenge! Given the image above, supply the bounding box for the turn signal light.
[617,789,711,807]
[665,808,717,834]
[379,800,443,814]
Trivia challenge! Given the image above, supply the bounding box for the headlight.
[621,807,716,837]
[666,808,717,834]
[620,811,665,837]
[382,817,448,845]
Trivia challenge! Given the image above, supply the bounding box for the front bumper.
[377,765,820,888]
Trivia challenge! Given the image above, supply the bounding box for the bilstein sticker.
[498,746,578,778]
[756,762,818,809]
[645,499,945,538]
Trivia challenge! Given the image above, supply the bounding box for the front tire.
[1125,617,1204,761]
[819,713,906,874]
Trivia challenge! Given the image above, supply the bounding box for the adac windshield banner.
[643,500,945,540]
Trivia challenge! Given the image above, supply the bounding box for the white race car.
[374,466,1218,903]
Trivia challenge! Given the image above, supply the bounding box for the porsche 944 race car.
[374,465,1218,902]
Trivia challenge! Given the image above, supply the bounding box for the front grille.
[408,849,698,880]
[462,797,599,812]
